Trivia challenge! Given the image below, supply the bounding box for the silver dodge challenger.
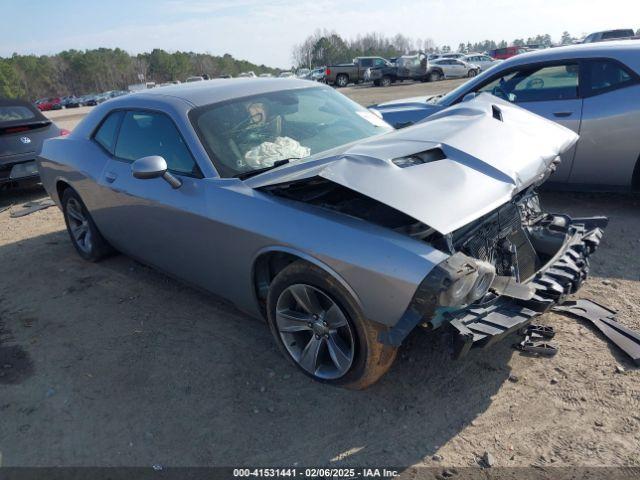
[37,79,607,388]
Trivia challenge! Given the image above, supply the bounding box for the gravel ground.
[0,80,638,469]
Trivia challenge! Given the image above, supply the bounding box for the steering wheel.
[526,77,544,89]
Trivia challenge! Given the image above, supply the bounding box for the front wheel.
[380,76,392,87]
[467,69,478,78]
[61,188,113,262]
[266,261,397,389]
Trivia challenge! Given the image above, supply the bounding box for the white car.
[440,53,466,60]
[279,71,295,78]
[431,58,480,78]
[463,53,503,72]
[238,71,257,78]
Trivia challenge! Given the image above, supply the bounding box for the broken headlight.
[411,253,496,315]
[438,254,496,306]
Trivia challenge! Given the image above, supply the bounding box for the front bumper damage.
[449,215,606,357]
[379,215,607,358]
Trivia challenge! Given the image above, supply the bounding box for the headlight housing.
[411,253,496,313]
[437,254,496,307]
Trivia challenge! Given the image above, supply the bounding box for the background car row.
[35,90,130,111]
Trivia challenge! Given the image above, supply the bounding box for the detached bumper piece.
[514,324,557,357]
[526,220,606,312]
[449,216,606,359]
[553,299,640,366]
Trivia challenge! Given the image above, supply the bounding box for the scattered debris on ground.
[553,299,640,366]
[10,198,55,218]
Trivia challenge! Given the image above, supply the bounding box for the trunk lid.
[0,99,58,157]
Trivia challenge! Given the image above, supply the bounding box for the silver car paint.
[37,80,573,329]
[388,41,640,188]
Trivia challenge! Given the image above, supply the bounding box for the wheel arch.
[55,179,73,204]
[251,246,363,319]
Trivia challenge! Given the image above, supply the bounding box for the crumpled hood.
[247,94,578,234]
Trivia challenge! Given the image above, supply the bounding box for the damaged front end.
[380,189,607,357]
[252,94,606,356]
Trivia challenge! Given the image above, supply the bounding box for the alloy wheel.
[275,283,355,379]
[66,197,93,254]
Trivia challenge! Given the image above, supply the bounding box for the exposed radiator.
[460,202,537,280]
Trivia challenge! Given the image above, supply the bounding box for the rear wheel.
[266,261,397,389]
[61,188,113,262]
[428,70,441,82]
[335,74,349,88]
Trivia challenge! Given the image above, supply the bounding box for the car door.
[569,58,640,187]
[95,109,212,282]
[452,60,467,77]
[439,60,453,77]
[475,62,583,182]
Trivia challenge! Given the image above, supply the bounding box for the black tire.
[467,69,478,78]
[428,70,441,82]
[266,261,397,389]
[373,79,381,87]
[61,188,113,262]
[335,74,349,88]
[380,75,392,87]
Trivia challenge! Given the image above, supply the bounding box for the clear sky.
[2,0,639,68]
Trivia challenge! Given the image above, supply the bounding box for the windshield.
[191,86,393,177]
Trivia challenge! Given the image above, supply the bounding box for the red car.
[488,46,528,60]
[35,97,62,111]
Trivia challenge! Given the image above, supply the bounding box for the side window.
[585,59,636,96]
[93,111,124,154]
[114,111,199,176]
[360,58,373,68]
[373,58,386,67]
[477,63,579,103]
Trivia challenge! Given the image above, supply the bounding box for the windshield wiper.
[234,158,299,180]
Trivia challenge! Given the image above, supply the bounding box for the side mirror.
[131,155,182,189]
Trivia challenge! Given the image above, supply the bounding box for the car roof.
[130,78,322,107]
[500,40,640,72]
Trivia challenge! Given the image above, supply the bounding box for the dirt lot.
[0,80,639,470]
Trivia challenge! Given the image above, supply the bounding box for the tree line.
[0,48,279,100]
[292,29,640,68]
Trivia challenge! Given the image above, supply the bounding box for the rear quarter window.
[93,111,124,154]
[584,59,637,96]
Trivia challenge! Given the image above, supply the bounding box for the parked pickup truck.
[395,53,446,82]
[325,56,397,87]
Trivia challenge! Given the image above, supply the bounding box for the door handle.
[104,171,118,183]
[553,111,572,118]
